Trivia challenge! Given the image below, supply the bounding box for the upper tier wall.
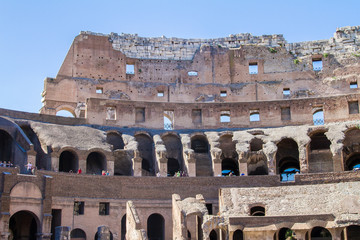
[82,25,360,60]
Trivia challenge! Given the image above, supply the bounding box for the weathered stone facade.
[0,26,360,240]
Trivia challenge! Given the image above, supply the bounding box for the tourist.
[77,168,82,174]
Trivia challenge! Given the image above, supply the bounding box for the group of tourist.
[0,161,14,168]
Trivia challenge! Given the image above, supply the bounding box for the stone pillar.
[27,147,37,170]
[238,152,248,176]
[0,213,10,240]
[40,214,52,240]
[107,159,115,175]
[211,150,222,177]
[78,159,86,173]
[132,151,142,177]
[333,153,343,172]
[299,145,309,174]
[329,227,344,240]
[97,226,111,240]
[158,152,167,177]
[51,155,59,172]
[55,226,70,240]
[186,153,196,177]
[293,230,309,240]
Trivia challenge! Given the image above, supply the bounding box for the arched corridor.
[9,211,39,240]
[86,152,106,175]
[147,213,165,240]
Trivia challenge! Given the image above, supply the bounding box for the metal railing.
[164,123,173,130]
[313,118,324,125]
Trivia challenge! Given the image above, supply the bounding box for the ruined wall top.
[80,25,360,60]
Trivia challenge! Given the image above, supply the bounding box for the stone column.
[333,153,343,172]
[55,226,70,240]
[212,151,222,177]
[293,230,309,240]
[40,214,52,240]
[158,152,167,177]
[238,152,248,176]
[27,146,37,170]
[78,159,86,173]
[107,159,115,175]
[186,152,196,177]
[329,227,344,240]
[0,212,10,240]
[97,226,111,240]
[132,151,142,177]
[299,145,309,174]
[51,155,59,172]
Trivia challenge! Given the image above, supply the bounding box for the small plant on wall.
[269,47,277,53]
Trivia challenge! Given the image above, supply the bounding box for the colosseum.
[0,25,360,240]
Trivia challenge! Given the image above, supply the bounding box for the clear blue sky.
[0,0,359,113]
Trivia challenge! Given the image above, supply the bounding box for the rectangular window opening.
[192,109,202,124]
[188,71,198,76]
[349,101,359,114]
[250,110,260,122]
[99,202,110,216]
[281,107,291,121]
[283,88,290,97]
[206,203,213,215]
[249,63,258,75]
[106,106,116,120]
[135,108,145,123]
[220,110,230,123]
[96,87,103,94]
[350,82,358,89]
[312,58,323,71]
[126,64,135,74]
[220,91,227,97]
[74,201,84,215]
[157,91,164,97]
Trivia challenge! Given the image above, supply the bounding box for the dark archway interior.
[250,138,263,151]
[233,229,243,240]
[278,228,293,240]
[345,153,360,171]
[136,134,155,176]
[250,206,265,216]
[162,134,183,172]
[209,230,217,240]
[276,138,299,174]
[106,132,124,150]
[248,165,268,175]
[191,136,209,153]
[311,227,331,239]
[71,228,86,239]
[121,214,126,240]
[59,151,78,172]
[310,132,331,150]
[0,130,12,164]
[167,158,180,176]
[147,213,165,240]
[86,152,106,174]
[9,211,38,240]
[345,225,360,240]
[222,158,239,176]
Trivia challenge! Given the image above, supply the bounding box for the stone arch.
[310,227,331,239]
[9,210,40,240]
[56,105,76,118]
[147,213,165,240]
[135,133,155,176]
[10,182,42,199]
[307,130,333,173]
[94,229,113,240]
[86,151,107,175]
[106,131,124,150]
[250,205,265,216]
[276,138,299,181]
[343,128,360,171]
[59,149,79,173]
[233,229,243,240]
[71,228,86,240]
[219,134,238,176]
[191,134,209,153]
[161,133,183,176]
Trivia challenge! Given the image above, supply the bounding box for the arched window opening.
[86,152,106,175]
[222,158,239,176]
[56,110,75,118]
[311,227,331,239]
[147,213,165,240]
[162,134,183,175]
[191,136,209,153]
[135,134,155,176]
[121,215,126,240]
[209,230,217,240]
[278,157,300,182]
[250,138,263,151]
[250,112,260,122]
[233,229,243,240]
[0,130,13,164]
[71,228,86,240]
[345,154,360,171]
[250,206,265,216]
[167,158,180,176]
[59,151,78,173]
[9,211,38,240]
[313,110,324,125]
[278,228,295,240]
[94,231,113,240]
[106,132,124,150]
[164,111,174,130]
[310,132,331,150]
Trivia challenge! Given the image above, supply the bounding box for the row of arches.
[59,151,107,174]
[10,211,166,240]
